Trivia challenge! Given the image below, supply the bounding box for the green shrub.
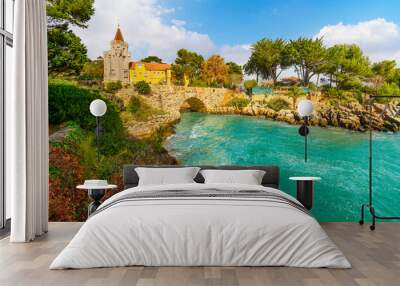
[79,59,104,80]
[266,98,290,111]
[49,79,125,155]
[377,83,400,102]
[127,95,163,121]
[324,88,344,99]
[134,80,151,95]
[62,121,85,152]
[323,87,362,106]
[340,78,363,91]
[105,81,122,93]
[307,82,317,91]
[191,79,208,87]
[226,97,250,108]
[209,81,223,88]
[128,96,141,114]
[244,80,257,90]
[151,127,168,153]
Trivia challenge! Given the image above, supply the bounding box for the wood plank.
[0,222,399,286]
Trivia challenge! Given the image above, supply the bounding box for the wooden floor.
[0,222,399,286]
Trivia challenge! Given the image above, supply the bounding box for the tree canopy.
[241,35,400,100]
[287,37,327,86]
[47,0,95,76]
[171,49,204,85]
[79,57,104,80]
[48,26,89,76]
[227,62,243,75]
[287,85,305,109]
[226,62,243,87]
[201,55,229,86]
[141,56,163,63]
[245,38,290,84]
[323,44,371,89]
[244,79,257,94]
[372,60,397,82]
[46,0,95,28]
[244,55,262,83]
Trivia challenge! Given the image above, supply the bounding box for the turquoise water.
[165,112,400,222]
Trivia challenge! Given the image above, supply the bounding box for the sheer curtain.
[6,0,48,242]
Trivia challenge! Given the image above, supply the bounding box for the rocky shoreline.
[116,86,400,134]
[114,99,400,169]
[125,101,400,144]
[208,102,400,132]
[125,112,181,138]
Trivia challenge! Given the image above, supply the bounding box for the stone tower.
[103,26,131,84]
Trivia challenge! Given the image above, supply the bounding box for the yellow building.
[129,62,171,85]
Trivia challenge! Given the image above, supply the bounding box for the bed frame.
[123,165,280,190]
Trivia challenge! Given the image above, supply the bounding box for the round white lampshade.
[90,99,107,117]
[297,100,314,117]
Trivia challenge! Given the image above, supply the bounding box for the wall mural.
[47,0,400,222]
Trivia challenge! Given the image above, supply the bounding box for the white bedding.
[50,183,351,269]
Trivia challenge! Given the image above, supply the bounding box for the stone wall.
[104,39,131,84]
[146,85,230,113]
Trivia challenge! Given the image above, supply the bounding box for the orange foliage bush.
[49,145,88,221]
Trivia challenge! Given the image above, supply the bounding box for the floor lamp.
[297,100,314,162]
[359,95,400,230]
[89,99,107,161]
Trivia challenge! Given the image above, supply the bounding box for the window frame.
[0,0,14,232]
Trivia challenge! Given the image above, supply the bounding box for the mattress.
[50,183,350,269]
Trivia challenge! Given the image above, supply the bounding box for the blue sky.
[74,0,400,65]
[166,0,400,45]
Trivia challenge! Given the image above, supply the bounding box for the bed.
[50,165,350,269]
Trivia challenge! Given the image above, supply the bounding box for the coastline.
[117,87,400,166]
[133,103,400,164]
[207,102,400,133]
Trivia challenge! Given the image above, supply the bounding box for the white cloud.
[171,19,186,27]
[71,0,256,65]
[315,18,400,63]
[218,44,251,65]
[72,0,215,62]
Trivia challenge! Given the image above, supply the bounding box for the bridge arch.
[135,86,229,114]
[179,97,207,112]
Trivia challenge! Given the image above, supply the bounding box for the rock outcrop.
[209,102,400,132]
[126,112,181,138]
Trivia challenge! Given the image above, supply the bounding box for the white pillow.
[135,167,201,186]
[200,169,266,185]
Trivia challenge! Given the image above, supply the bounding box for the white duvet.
[50,183,351,269]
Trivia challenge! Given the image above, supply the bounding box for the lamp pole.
[96,116,100,162]
[304,116,308,162]
[297,100,314,163]
[359,95,400,230]
[90,99,107,162]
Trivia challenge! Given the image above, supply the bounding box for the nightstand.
[289,177,321,210]
[77,184,117,216]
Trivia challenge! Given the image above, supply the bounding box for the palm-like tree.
[287,85,305,109]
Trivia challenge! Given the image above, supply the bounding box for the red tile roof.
[130,62,171,71]
[114,27,124,42]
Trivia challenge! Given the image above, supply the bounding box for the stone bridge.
[145,85,229,115]
[115,85,242,137]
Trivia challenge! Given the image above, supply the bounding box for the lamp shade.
[90,99,107,117]
[297,100,314,117]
